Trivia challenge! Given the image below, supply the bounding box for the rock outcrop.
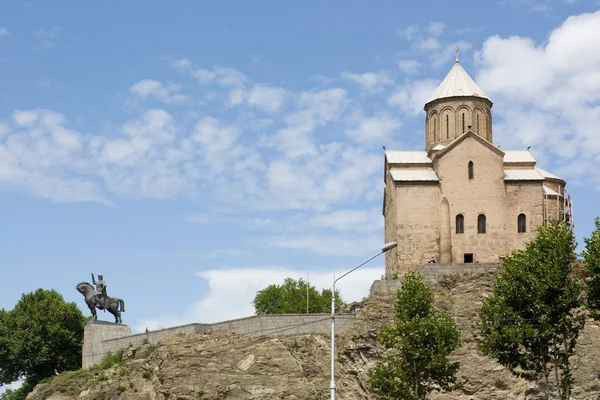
[28,272,600,400]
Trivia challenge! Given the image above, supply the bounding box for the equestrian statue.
[76,273,126,324]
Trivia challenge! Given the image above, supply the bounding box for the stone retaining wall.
[86,314,355,369]
[370,262,499,295]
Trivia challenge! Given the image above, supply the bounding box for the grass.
[98,349,125,369]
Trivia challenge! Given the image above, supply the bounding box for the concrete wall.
[102,323,210,357]
[82,321,132,369]
[84,314,356,369]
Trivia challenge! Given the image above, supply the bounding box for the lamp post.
[330,241,398,400]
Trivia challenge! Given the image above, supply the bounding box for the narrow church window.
[434,119,437,141]
[477,214,486,234]
[462,113,465,133]
[518,213,526,233]
[446,115,449,139]
[456,214,464,234]
[477,114,480,134]
[468,161,474,180]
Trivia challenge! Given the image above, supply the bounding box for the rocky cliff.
[28,272,600,400]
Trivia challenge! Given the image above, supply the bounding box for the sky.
[1,0,600,341]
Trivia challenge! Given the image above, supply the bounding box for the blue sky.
[1,1,600,334]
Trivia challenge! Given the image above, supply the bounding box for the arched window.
[477,214,486,234]
[456,214,464,234]
[462,113,465,133]
[468,161,474,180]
[476,114,480,134]
[518,213,526,233]
[433,119,437,141]
[446,115,449,139]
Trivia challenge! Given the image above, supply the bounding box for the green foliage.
[368,271,461,399]
[0,382,35,400]
[252,277,344,314]
[476,222,584,399]
[583,217,600,319]
[0,289,85,398]
[97,350,124,370]
[116,384,126,395]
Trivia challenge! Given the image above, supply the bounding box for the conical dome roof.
[426,60,488,105]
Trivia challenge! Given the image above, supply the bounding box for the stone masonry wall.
[371,262,500,296]
[87,314,356,368]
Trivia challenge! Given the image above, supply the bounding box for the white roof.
[385,151,431,164]
[431,144,446,151]
[504,151,536,164]
[427,61,488,104]
[543,185,561,196]
[536,167,563,181]
[504,169,545,181]
[390,168,439,182]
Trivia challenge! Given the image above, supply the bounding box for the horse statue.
[76,282,125,324]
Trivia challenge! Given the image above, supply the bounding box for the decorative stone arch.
[428,110,439,143]
[456,105,472,137]
[485,109,493,142]
[472,106,487,138]
[439,106,454,141]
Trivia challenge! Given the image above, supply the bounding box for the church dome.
[425,58,489,106]
[423,55,493,150]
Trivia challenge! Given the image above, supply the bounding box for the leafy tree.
[253,277,344,314]
[368,271,461,399]
[0,289,85,398]
[476,222,584,400]
[0,382,34,400]
[583,217,600,319]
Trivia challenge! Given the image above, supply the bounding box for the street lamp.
[330,241,398,400]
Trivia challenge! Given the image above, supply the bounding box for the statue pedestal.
[82,320,132,369]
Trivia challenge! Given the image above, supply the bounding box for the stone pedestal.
[82,320,131,369]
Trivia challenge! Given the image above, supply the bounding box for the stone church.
[383,56,573,276]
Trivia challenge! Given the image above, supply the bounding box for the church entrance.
[464,253,473,263]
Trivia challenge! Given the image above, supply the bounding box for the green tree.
[583,217,600,319]
[253,277,344,314]
[476,222,584,400]
[368,271,461,399]
[0,289,85,398]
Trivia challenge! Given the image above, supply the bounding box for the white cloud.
[169,59,247,88]
[1,109,105,203]
[0,27,8,38]
[308,208,383,232]
[456,25,486,35]
[475,9,600,188]
[340,71,394,92]
[397,59,422,75]
[0,381,23,396]
[388,79,439,116]
[267,88,349,158]
[346,113,402,143]
[247,84,287,113]
[399,25,419,41]
[134,266,383,330]
[130,79,190,104]
[32,27,60,49]
[426,21,445,37]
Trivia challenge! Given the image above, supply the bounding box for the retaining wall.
[86,314,355,369]
[371,262,499,295]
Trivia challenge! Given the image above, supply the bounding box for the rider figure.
[92,273,108,309]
